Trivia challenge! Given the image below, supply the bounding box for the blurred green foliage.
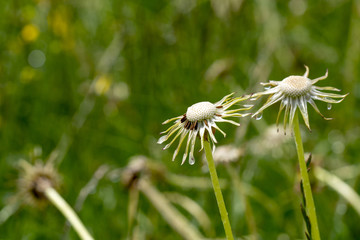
[1,0,360,239]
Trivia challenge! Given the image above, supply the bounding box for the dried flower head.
[121,155,148,187]
[17,160,60,207]
[205,144,244,165]
[158,93,251,165]
[251,66,348,132]
[248,125,292,158]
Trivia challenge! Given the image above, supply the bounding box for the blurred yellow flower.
[95,75,112,95]
[20,67,36,83]
[48,6,75,51]
[21,24,39,43]
[49,7,69,38]
[7,37,23,54]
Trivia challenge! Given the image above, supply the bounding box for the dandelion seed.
[158,93,251,165]
[251,65,348,132]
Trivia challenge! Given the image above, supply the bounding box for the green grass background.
[1,0,360,239]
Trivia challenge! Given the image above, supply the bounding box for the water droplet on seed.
[264,86,271,90]
[157,135,167,144]
[189,157,195,165]
[255,113,263,120]
[327,103,332,110]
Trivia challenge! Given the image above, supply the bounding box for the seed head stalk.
[44,187,94,240]
[293,112,321,240]
[204,140,234,240]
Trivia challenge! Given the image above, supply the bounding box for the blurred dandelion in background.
[248,125,292,159]
[203,144,243,166]
[17,160,60,207]
[16,160,94,240]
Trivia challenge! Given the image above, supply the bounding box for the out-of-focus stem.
[127,185,139,240]
[165,192,215,237]
[166,173,228,189]
[138,179,203,240]
[45,187,94,240]
[315,167,360,216]
[226,165,257,240]
[0,200,21,225]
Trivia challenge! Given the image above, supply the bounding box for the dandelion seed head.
[212,145,243,164]
[158,93,251,165]
[186,101,216,122]
[17,160,60,207]
[249,125,292,158]
[121,155,148,188]
[252,66,348,132]
[279,76,312,97]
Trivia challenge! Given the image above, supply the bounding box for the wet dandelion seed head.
[251,65,348,132]
[279,75,312,97]
[158,93,252,165]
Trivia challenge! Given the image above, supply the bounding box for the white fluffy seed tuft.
[279,76,312,97]
[186,101,216,122]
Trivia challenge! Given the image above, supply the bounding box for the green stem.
[293,112,321,240]
[204,141,234,240]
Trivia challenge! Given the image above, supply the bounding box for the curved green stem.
[293,112,321,240]
[204,141,234,240]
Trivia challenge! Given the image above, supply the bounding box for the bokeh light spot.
[28,50,46,68]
